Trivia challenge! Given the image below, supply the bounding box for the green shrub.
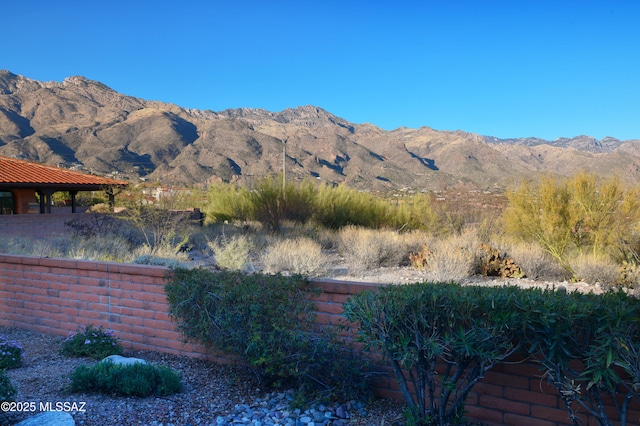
[248,176,316,231]
[165,268,370,401]
[313,183,390,229]
[60,325,124,360]
[516,288,640,426]
[205,182,252,224]
[344,282,640,426]
[343,282,519,425]
[0,336,23,370]
[68,361,182,397]
[0,370,16,403]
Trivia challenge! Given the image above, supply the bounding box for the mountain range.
[1,70,639,192]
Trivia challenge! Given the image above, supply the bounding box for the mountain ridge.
[1,70,639,191]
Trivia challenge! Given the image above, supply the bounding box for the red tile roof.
[0,156,128,186]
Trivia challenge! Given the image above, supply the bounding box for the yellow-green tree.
[504,175,574,274]
[503,172,640,279]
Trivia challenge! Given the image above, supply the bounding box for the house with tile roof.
[0,156,128,214]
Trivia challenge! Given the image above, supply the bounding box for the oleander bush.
[0,336,23,370]
[68,361,182,397]
[60,325,124,360]
[344,282,520,425]
[165,268,371,401]
[344,282,640,426]
[518,288,640,426]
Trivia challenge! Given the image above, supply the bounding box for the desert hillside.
[1,70,639,191]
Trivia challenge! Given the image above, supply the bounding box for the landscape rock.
[15,411,75,426]
[101,354,147,366]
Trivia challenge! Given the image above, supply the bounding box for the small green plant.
[0,336,24,370]
[60,325,124,360]
[68,361,182,397]
[0,370,16,403]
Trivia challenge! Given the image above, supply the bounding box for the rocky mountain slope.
[1,70,639,191]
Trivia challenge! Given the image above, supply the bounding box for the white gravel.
[0,327,404,426]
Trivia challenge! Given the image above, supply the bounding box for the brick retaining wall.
[1,254,638,425]
[0,210,90,240]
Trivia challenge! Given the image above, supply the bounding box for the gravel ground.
[0,327,405,426]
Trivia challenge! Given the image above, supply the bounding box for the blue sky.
[4,1,639,140]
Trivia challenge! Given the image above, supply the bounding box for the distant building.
[0,156,128,214]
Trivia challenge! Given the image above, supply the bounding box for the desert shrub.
[87,203,112,213]
[0,370,16,403]
[345,282,640,426]
[67,234,134,262]
[119,190,195,255]
[507,242,570,281]
[344,282,520,425]
[246,177,316,231]
[208,234,254,271]
[132,254,191,269]
[313,184,391,229]
[261,237,327,276]
[0,236,62,258]
[68,361,181,397]
[60,325,123,360]
[427,229,481,281]
[504,172,640,281]
[570,253,621,288]
[165,269,370,400]
[388,193,440,231]
[409,244,431,269]
[476,243,524,278]
[0,336,23,370]
[65,213,128,238]
[205,182,252,224]
[517,288,640,425]
[338,226,406,274]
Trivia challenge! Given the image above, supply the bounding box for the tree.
[503,172,640,280]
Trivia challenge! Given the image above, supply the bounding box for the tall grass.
[205,178,449,232]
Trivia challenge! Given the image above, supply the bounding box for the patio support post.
[70,190,78,213]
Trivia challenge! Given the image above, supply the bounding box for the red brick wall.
[0,253,638,425]
[0,211,84,239]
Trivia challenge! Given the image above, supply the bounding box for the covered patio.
[0,156,128,214]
